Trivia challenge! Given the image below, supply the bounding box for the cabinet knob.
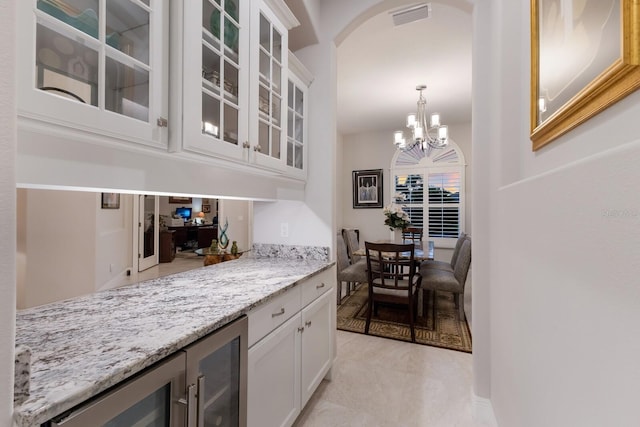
[242,141,251,149]
[298,327,305,333]
[157,117,168,127]
[316,283,325,289]
[271,307,285,318]
[253,144,262,152]
[305,320,312,328]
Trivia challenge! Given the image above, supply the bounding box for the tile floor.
[294,330,481,427]
[123,250,204,285]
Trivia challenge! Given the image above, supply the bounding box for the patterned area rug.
[337,284,472,353]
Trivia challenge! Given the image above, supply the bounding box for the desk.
[352,240,434,261]
[167,224,217,249]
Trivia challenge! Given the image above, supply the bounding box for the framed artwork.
[530,0,640,150]
[169,196,192,204]
[202,204,211,213]
[352,169,383,209]
[101,193,120,209]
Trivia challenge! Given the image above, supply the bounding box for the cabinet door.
[17,0,169,148]
[185,316,248,427]
[300,288,335,406]
[180,0,249,161]
[248,0,289,171]
[247,313,301,427]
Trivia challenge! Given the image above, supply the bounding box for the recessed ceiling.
[337,3,472,136]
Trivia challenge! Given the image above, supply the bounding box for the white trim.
[288,51,314,87]
[472,391,498,426]
[263,0,300,29]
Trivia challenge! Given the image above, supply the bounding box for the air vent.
[390,3,431,26]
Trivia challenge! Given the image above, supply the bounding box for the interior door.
[138,194,159,271]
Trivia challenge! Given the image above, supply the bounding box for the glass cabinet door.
[18,0,168,147]
[181,0,248,161]
[185,316,248,427]
[250,4,288,171]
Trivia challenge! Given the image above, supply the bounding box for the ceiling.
[336,2,473,136]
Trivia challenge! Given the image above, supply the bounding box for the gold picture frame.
[531,0,640,150]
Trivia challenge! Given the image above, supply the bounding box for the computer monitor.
[175,207,192,221]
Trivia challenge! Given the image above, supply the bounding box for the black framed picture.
[101,193,120,209]
[352,169,383,208]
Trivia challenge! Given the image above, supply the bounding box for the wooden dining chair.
[401,227,424,249]
[364,242,420,342]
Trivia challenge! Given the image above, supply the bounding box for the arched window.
[390,141,466,248]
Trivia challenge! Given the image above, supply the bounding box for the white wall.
[481,0,640,425]
[339,124,472,258]
[95,193,133,292]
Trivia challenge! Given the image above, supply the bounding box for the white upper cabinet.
[285,52,312,180]
[172,0,303,176]
[17,0,169,148]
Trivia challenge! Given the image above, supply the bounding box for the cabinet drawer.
[248,286,301,348]
[301,267,335,309]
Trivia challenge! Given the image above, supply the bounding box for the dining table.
[352,240,435,261]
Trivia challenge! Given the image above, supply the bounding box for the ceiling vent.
[390,3,432,26]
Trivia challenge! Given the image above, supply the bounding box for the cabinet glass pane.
[272,63,281,95]
[259,50,270,83]
[202,93,221,138]
[203,47,221,94]
[259,121,269,154]
[223,17,239,53]
[295,87,303,115]
[106,0,149,64]
[288,81,294,106]
[271,94,281,125]
[287,141,293,166]
[258,85,269,116]
[271,128,281,159]
[204,1,221,46]
[105,57,149,121]
[198,337,240,427]
[295,144,303,169]
[103,383,170,427]
[36,22,98,105]
[225,0,239,22]
[223,104,238,145]
[273,29,282,62]
[295,116,303,142]
[223,61,238,101]
[37,0,100,40]
[287,110,293,137]
[259,14,270,51]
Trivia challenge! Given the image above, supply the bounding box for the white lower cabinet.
[247,270,335,427]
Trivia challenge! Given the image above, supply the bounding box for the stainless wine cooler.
[49,316,248,427]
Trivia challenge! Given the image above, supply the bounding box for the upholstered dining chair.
[401,226,424,249]
[365,242,420,342]
[420,232,467,273]
[418,237,471,322]
[336,232,368,305]
[342,228,364,264]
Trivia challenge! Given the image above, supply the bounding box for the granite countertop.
[13,257,333,427]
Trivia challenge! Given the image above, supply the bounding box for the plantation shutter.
[427,171,461,238]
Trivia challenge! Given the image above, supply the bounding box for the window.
[391,143,465,246]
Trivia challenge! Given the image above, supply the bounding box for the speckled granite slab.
[251,243,329,260]
[14,258,333,427]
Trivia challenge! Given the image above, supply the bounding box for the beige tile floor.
[123,250,204,285]
[294,330,481,427]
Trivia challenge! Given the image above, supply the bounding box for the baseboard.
[471,390,498,426]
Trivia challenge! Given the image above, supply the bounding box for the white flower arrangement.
[383,203,410,231]
[393,192,407,202]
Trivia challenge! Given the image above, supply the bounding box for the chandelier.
[393,84,448,151]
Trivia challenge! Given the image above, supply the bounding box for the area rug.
[337,284,472,353]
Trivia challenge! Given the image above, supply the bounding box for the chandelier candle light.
[394,84,448,150]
